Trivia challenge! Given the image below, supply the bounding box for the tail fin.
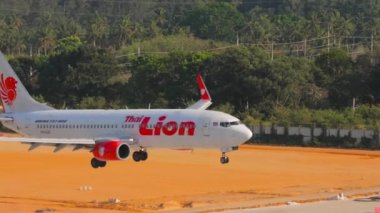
[187,74,212,110]
[0,52,53,113]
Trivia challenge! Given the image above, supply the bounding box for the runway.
[224,197,380,213]
[2,139,380,212]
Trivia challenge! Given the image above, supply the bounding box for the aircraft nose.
[235,125,252,144]
[242,125,253,142]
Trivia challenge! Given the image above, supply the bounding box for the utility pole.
[327,25,330,53]
[371,34,374,65]
[304,39,307,57]
[236,32,240,47]
[271,42,274,61]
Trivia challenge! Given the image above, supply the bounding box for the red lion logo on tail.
[0,74,17,105]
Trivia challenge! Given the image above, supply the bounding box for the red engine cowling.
[93,141,130,161]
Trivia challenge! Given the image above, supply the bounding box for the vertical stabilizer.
[0,52,53,112]
[187,74,212,110]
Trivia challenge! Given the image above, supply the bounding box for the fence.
[249,124,380,148]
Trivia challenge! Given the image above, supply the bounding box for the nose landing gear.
[219,146,238,164]
[220,153,229,164]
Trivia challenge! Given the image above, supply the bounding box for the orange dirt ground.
[1,139,380,212]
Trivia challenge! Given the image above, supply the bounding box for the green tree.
[9,56,40,93]
[241,10,274,43]
[315,49,355,108]
[89,13,109,47]
[53,36,82,55]
[116,16,137,47]
[1,16,26,55]
[205,47,316,114]
[38,46,121,108]
[182,2,244,41]
[35,13,57,55]
[273,14,307,42]
[127,51,211,108]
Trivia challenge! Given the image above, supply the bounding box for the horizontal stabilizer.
[0,114,13,121]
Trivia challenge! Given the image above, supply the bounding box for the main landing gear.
[220,153,229,164]
[91,158,107,168]
[132,149,148,162]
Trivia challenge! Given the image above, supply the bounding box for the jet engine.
[92,140,130,161]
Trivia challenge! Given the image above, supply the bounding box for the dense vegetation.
[2,0,380,131]
[1,0,380,54]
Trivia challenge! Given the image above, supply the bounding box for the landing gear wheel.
[220,153,229,164]
[91,158,99,168]
[220,156,230,164]
[140,151,148,161]
[225,156,229,164]
[133,150,148,162]
[133,151,141,162]
[99,160,107,168]
[91,158,106,168]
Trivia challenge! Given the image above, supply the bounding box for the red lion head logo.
[0,74,17,106]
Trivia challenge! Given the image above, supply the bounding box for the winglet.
[187,74,212,110]
[196,73,211,101]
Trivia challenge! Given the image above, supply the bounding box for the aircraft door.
[202,119,210,136]
[25,118,31,129]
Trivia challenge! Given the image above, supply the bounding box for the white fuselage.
[3,109,252,149]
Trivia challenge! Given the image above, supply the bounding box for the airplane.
[0,52,252,168]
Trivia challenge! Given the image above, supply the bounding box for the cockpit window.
[230,121,240,126]
[220,122,229,127]
[220,121,241,127]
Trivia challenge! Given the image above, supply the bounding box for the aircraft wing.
[187,74,212,110]
[0,136,135,152]
[0,137,95,144]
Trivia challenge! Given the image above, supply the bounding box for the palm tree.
[241,14,274,43]
[35,13,57,55]
[89,13,110,47]
[117,16,136,47]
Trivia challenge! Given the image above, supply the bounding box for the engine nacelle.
[93,141,130,161]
